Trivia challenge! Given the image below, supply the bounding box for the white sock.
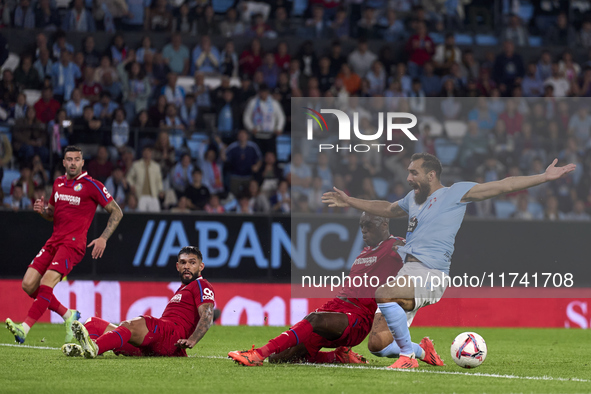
[62,310,72,320]
[22,323,31,335]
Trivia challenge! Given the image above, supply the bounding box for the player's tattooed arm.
[175,303,214,349]
[100,200,123,241]
[88,200,123,259]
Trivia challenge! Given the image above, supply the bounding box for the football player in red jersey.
[5,146,123,345]
[229,212,443,366]
[61,246,215,358]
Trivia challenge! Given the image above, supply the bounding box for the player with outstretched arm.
[322,153,575,369]
[62,246,214,358]
[5,146,123,344]
[228,212,443,366]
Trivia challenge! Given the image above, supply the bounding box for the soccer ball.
[450,332,487,368]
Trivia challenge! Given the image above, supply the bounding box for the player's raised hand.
[544,159,576,182]
[175,338,196,349]
[34,196,45,214]
[322,187,350,208]
[88,237,107,259]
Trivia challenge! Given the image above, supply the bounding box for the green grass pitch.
[1,323,590,393]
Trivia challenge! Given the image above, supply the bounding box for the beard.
[411,180,431,205]
[179,270,200,285]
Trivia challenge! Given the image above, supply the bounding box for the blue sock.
[370,341,425,359]
[377,302,414,356]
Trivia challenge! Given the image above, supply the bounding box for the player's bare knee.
[21,281,35,295]
[304,312,320,328]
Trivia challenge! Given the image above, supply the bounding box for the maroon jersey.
[48,171,113,249]
[338,236,404,315]
[161,277,215,338]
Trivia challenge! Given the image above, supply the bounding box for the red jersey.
[338,236,404,316]
[81,82,102,100]
[48,171,113,249]
[161,277,215,338]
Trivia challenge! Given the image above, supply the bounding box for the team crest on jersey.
[74,184,83,192]
[169,294,182,303]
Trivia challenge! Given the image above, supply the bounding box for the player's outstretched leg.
[5,318,27,344]
[62,343,83,357]
[64,310,81,343]
[71,321,98,358]
[306,347,368,364]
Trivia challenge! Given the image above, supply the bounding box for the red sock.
[28,287,68,317]
[306,350,337,364]
[256,320,314,358]
[23,285,53,328]
[113,343,143,357]
[85,317,110,338]
[95,326,132,355]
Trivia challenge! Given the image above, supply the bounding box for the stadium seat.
[528,36,542,47]
[1,169,20,194]
[292,0,308,16]
[475,34,499,46]
[430,32,444,45]
[176,76,195,93]
[23,90,42,106]
[419,117,443,137]
[372,177,389,199]
[434,138,459,166]
[494,200,517,219]
[528,202,543,219]
[444,121,468,140]
[517,1,534,23]
[276,135,291,162]
[454,34,474,45]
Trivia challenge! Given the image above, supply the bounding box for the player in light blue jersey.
[323,153,575,369]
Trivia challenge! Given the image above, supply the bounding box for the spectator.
[121,0,151,31]
[258,53,280,89]
[272,6,293,36]
[255,151,282,196]
[135,36,155,65]
[0,69,19,105]
[317,57,335,94]
[118,57,151,123]
[101,68,124,103]
[270,179,290,213]
[220,41,239,77]
[52,31,74,60]
[433,33,462,75]
[543,195,565,221]
[199,146,225,195]
[305,5,330,39]
[521,63,544,97]
[405,22,434,78]
[13,106,47,162]
[493,41,525,94]
[536,50,553,81]
[34,87,60,124]
[82,36,101,68]
[247,12,276,39]
[379,9,405,42]
[14,55,41,90]
[109,34,128,66]
[567,105,591,148]
[47,109,72,155]
[337,63,361,95]
[33,48,53,81]
[565,199,590,220]
[93,91,118,121]
[468,96,497,132]
[71,105,103,145]
[80,66,102,103]
[148,0,172,32]
[511,194,535,220]
[420,62,441,97]
[152,130,175,176]
[65,88,90,119]
[192,72,212,112]
[225,129,262,195]
[3,183,31,211]
[183,168,209,210]
[179,93,198,130]
[51,51,81,101]
[11,164,36,201]
[289,152,311,198]
[544,63,570,98]
[215,89,241,143]
[9,93,28,123]
[545,12,575,47]
[347,38,377,78]
[162,33,190,75]
[126,145,163,212]
[14,0,35,29]
[409,78,426,114]
[248,179,270,213]
[239,38,263,78]
[498,99,523,136]
[172,3,196,34]
[148,94,167,126]
[577,66,591,97]
[191,35,220,75]
[288,58,304,92]
[340,153,370,198]
[148,51,169,86]
[458,120,489,170]
[515,122,544,170]
[161,72,185,108]
[205,194,224,213]
[94,55,118,83]
[87,145,114,183]
[160,104,185,150]
[459,50,479,84]
[502,14,528,47]
[111,107,130,157]
[297,40,318,78]
[366,60,386,96]
[63,0,95,32]
[34,0,60,30]
[169,152,193,197]
[104,166,129,206]
[558,51,580,86]
[488,119,515,165]
[580,20,591,48]
[124,193,138,212]
[220,7,245,37]
[243,84,285,154]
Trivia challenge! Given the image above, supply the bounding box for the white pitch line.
[193,355,589,383]
[4,345,587,383]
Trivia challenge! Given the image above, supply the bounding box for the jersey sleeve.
[448,182,478,205]
[194,279,215,307]
[397,190,414,213]
[88,179,114,208]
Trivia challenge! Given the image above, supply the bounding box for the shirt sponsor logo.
[202,287,214,301]
[352,256,377,267]
[169,294,182,303]
[74,184,83,192]
[54,191,81,206]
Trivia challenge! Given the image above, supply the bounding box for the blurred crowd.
[0,0,590,220]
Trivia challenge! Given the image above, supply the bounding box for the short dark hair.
[64,146,83,155]
[177,246,203,261]
[410,153,442,180]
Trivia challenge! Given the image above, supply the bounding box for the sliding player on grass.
[5,146,123,344]
[323,153,575,369]
[62,246,214,358]
[228,213,444,366]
